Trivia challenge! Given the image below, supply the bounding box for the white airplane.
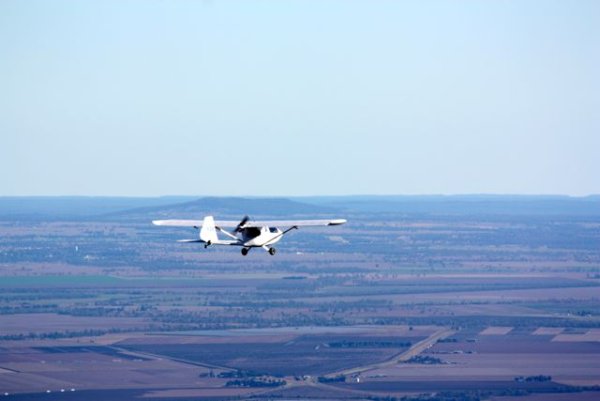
[152,215,347,255]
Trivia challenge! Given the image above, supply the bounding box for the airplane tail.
[199,215,219,244]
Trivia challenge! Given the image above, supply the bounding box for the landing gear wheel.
[268,248,276,256]
[241,248,249,256]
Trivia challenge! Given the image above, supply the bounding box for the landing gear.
[268,247,276,256]
[241,248,249,256]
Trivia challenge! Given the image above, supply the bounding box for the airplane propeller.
[234,215,250,233]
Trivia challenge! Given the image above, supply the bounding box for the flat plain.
[0,195,599,400]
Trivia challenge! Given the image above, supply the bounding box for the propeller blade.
[234,215,250,233]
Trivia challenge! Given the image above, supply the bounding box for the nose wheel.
[241,248,249,256]
[268,247,276,256]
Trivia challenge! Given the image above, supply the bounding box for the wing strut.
[259,225,298,247]
[283,226,299,235]
[216,226,240,241]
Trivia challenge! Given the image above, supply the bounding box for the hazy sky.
[1,0,599,196]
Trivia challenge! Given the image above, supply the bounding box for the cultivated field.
[0,196,599,400]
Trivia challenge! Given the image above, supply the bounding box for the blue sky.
[1,0,599,196]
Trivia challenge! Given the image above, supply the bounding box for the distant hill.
[111,197,339,221]
[1,195,599,222]
[0,196,196,221]
[298,195,600,216]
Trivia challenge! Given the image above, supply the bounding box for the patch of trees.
[569,310,595,317]
[328,340,411,348]
[368,384,600,401]
[369,315,600,329]
[368,392,484,401]
[317,375,346,383]
[514,375,552,382]
[0,326,153,341]
[0,305,60,315]
[225,378,285,388]
[437,338,458,343]
[218,370,265,379]
[405,355,444,365]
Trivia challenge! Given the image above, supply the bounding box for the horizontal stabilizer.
[177,239,240,246]
[212,240,242,246]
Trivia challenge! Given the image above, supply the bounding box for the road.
[325,326,456,378]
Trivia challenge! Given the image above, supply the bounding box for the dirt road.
[325,326,456,378]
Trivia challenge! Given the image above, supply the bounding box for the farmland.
[0,195,599,400]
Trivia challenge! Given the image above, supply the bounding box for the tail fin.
[200,216,218,244]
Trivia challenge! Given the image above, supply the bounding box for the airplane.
[152,215,347,255]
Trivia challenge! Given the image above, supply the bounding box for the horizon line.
[0,193,599,199]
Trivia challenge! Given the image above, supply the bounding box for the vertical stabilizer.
[200,216,218,244]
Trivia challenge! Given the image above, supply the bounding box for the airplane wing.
[241,219,347,228]
[152,219,240,227]
[153,219,346,228]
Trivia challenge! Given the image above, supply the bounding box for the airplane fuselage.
[241,226,283,247]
